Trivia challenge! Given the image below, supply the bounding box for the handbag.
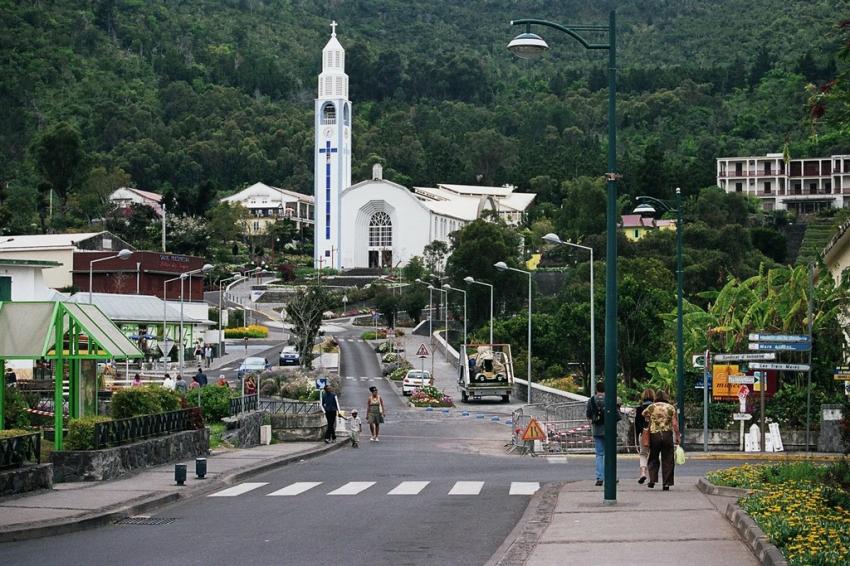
[640,428,650,448]
[379,414,385,424]
[675,444,686,465]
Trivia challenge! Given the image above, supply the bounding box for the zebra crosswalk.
[207,481,540,498]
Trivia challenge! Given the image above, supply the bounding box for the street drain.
[115,516,176,526]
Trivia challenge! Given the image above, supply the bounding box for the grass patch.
[208,422,227,450]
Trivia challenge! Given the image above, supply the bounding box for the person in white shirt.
[345,410,362,448]
[162,373,175,391]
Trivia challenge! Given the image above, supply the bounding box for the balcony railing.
[93,408,202,449]
[0,432,41,468]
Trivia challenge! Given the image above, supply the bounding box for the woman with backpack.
[634,388,655,484]
[642,389,681,490]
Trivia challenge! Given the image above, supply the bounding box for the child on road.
[346,410,362,448]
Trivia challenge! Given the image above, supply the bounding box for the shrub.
[182,385,234,422]
[3,387,30,428]
[0,429,30,439]
[260,377,279,397]
[225,325,269,339]
[65,416,112,450]
[382,352,399,363]
[362,330,387,341]
[111,386,181,419]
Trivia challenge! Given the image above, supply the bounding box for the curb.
[725,502,788,566]
[696,477,751,498]
[0,441,343,543]
[688,452,844,461]
[484,481,565,566]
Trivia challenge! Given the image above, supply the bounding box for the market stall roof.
[67,293,214,324]
[0,301,142,360]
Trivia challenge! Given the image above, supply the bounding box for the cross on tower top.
[330,20,337,37]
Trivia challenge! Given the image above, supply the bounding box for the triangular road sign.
[416,343,430,358]
[522,418,546,441]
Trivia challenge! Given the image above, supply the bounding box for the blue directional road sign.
[748,333,811,343]
[748,342,811,352]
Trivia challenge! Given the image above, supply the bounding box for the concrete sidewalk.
[490,476,759,566]
[0,441,340,542]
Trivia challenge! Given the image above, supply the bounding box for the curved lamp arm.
[511,19,612,50]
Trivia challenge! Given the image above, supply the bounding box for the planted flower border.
[707,461,850,565]
[409,385,454,408]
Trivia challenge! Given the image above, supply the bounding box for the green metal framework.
[0,301,142,449]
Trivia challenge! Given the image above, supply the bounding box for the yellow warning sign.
[522,418,546,441]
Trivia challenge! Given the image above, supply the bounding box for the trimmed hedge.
[111,386,182,419]
[66,416,113,450]
[182,384,235,422]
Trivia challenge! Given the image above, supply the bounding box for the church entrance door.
[381,250,392,268]
[369,251,379,268]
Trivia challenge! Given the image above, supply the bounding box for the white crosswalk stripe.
[509,482,540,495]
[328,481,376,495]
[209,482,268,497]
[387,481,430,495]
[267,482,322,496]
[448,481,484,495]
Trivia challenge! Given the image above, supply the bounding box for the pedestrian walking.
[175,374,188,393]
[586,382,606,486]
[4,366,17,386]
[132,373,143,387]
[196,367,208,386]
[162,373,174,390]
[366,386,385,442]
[217,374,229,387]
[345,410,362,447]
[193,343,203,366]
[634,388,655,484]
[204,345,213,368]
[321,385,341,443]
[642,389,681,490]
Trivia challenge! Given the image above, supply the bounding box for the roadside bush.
[260,377,279,397]
[3,387,30,429]
[225,325,269,339]
[362,330,387,341]
[111,386,182,419]
[65,416,113,450]
[382,352,399,363]
[182,385,234,422]
[0,429,30,439]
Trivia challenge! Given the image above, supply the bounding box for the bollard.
[425,407,433,412]
[175,463,187,486]
[491,416,500,422]
[462,411,470,416]
[195,457,207,479]
[441,409,450,414]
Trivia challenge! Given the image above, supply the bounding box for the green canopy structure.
[0,301,142,449]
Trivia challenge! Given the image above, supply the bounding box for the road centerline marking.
[267,482,322,496]
[387,481,430,495]
[328,482,376,495]
[448,481,484,495]
[208,482,268,497]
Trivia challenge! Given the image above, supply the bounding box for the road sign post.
[703,349,710,453]
[713,353,776,362]
[737,385,749,451]
[416,343,430,374]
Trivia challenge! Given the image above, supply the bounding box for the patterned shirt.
[642,402,677,433]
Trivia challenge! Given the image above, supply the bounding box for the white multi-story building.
[717,153,850,213]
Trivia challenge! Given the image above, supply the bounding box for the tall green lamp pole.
[634,188,684,436]
[509,10,618,503]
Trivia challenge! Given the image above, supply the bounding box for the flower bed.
[225,324,269,338]
[410,385,454,408]
[707,460,850,565]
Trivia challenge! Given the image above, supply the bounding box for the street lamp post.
[463,276,494,347]
[442,284,467,370]
[178,264,214,378]
[218,273,242,360]
[508,9,618,503]
[414,278,434,343]
[242,266,262,326]
[633,188,684,435]
[89,249,133,303]
[542,233,595,394]
[428,285,449,363]
[494,262,532,404]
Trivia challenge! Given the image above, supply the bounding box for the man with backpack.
[587,382,608,486]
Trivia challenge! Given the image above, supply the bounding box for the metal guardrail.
[259,399,322,415]
[93,408,198,449]
[0,432,41,468]
[229,395,259,416]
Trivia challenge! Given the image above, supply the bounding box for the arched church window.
[321,102,336,125]
[369,211,392,247]
[343,103,350,125]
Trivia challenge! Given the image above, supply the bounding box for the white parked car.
[402,370,433,396]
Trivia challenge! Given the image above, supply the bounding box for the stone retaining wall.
[0,464,53,496]
[222,411,263,448]
[50,428,209,482]
[270,413,326,442]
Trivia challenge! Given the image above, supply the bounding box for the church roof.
[220,182,314,206]
[420,197,485,221]
[437,184,515,197]
[499,192,536,212]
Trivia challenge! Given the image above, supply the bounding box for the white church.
[314,22,535,270]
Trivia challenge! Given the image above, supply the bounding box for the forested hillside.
[0,0,848,233]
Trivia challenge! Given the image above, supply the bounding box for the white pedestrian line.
[359,377,369,381]
[220,366,232,371]
[267,482,323,496]
[328,481,376,495]
[509,482,540,495]
[448,481,484,495]
[387,481,430,495]
[209,482,268,497]
[345,376,354,380]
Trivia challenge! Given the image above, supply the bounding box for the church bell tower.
[314,21,351,269]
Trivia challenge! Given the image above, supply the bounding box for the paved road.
[0,321,749,565]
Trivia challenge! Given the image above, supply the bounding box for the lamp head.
[415,278,423,284]
[507,32,549,59]
[633,203,656,215]
[201,263,214,273]
[463,276,474,284]
[542,233,563,245]
[494,261,508,272]
[441,283,451,290]
[117,249,133,260]
[427,285,435,291]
